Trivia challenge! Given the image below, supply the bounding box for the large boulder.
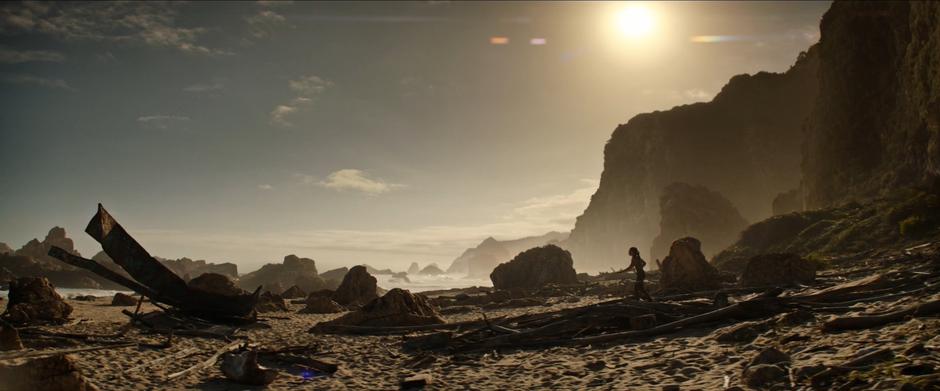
[110,293,138,307]
[280,285,306,299]
[489,245,578,290]
[255,292,288,313]
[2,277,73,325]
[331,265,378,306]
[739,253,816,287]
[659,237,721,293]
[312,288,443,329]
[650,183,749,262]
[319,267,348,290]
[299,296,345,314]
[187,273,245,296]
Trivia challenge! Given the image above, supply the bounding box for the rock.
[71,295,97,302]
[658,238,721,292]
[791,364,827,382]
[255,292,288,313]
[280,285,306,299]
[319,267,348,290]
[389,272,411,284]
[110,293,138,307]
[187,273,244,296]
[407,262,420,275]
[629,314,657,330]
[313,288,444,329]
[489,245,578,290]
[0,242,11,255]
[220,350,278,386]
[750,347,791,366]
[650,183,749,261]
[739,253,816,287]
[446,232,570,278]
[0,354,100,391]
[331,265,378,306]
[299,296,345,314]
[237,254,325,294]
[743,364,788,389]
[2,277,73,325]
[158,257,238,282]
[0,320,23,351]
[418,264,444,275]
[400,373,432,390]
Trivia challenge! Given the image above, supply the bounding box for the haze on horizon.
[0,1,830,273]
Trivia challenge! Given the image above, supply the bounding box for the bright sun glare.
[615,5,655,38]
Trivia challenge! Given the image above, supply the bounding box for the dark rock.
[187,273,244,297]
[740,253,816,287]
[749,347,790,366]
[331,265,378,306]
[319,267,348,290]
[237,255,325,295]
[280,285,306,299]
[658,238,721,292]
[418,264,444,275]
[743,364,788,389]
[111,293,138,307]
[650,183,749,261]
[2,277,72,325]
[71,295,97,302]
[791,364,827,382]
[0,320,23,351]
[489,245,578,290]
[314,288,444,329]
[299,296,345,314]
[0,354,100,391]
[255,292,288,313]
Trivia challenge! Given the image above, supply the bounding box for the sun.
[615,5,655,38]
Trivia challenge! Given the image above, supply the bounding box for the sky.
[0,1,831,273]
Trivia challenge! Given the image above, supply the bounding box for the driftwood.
[49,204,262,322]
[822,298,940,332]
[166,340,243,381]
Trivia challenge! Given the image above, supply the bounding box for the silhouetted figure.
[626,247,653,301]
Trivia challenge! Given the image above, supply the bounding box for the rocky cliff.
[802,1,940,208]
[650,183,749,263]
[0,227,123,289]
[567,48,819,272]
[446,231,569,278]
[237,254,324,294]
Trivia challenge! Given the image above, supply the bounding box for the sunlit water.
[0,274,488,298]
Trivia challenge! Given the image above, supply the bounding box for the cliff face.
[567,50,819,272]
[650,183,748,263]
[802,2,940,208]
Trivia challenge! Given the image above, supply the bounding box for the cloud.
[257,184,273,190]
[137,114,190,129]
[318,169,403,195]
[0,46,65,63]
[270,105,297,126]
[246,9,288,39]
[183,81,224,93]
[508,179,598,227]
[270,74,332,127]
[2,74,73,90]
[0,3,228,55]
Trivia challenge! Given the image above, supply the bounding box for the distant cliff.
[567,48,819,272]
[446,231,569,278]
[802,1,940,208]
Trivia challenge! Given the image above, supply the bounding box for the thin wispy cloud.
[319,169,403,195]
[246,9,289,39]
[270,74,333,127]
[0,46,65,63]
[137,114,190,129]
[508,179,598,227]
[257,184,274,190]
[2,74,73,90]
[0,2,229,55]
